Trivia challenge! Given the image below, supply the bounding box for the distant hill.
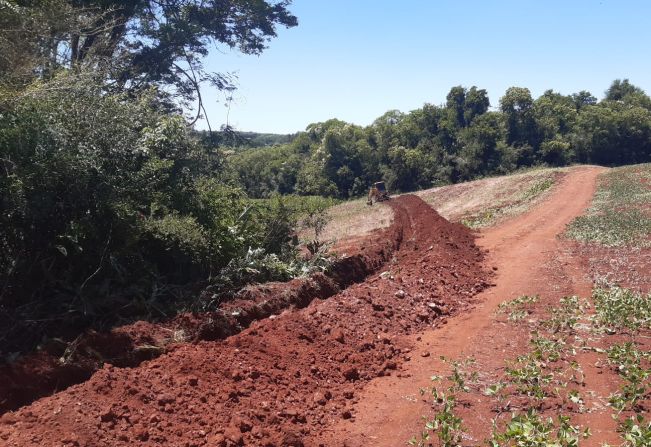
[197,130,297,148]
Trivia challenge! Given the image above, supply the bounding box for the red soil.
[321,166,613,446]
[0,199,405,416]
[0,195,490,446]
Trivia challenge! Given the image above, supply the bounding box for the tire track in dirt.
[320,166,609,446]
[0,195,491,447]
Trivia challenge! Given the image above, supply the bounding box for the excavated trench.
[0,195,491,447]
[0,199,405,415]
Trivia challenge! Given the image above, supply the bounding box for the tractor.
[367,181,390,205]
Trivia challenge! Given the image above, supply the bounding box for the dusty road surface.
[319,166,610,446]
[0,166,611,447]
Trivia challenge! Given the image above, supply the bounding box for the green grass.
[566,164,651,247]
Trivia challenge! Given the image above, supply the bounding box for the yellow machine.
[367,181,390,205]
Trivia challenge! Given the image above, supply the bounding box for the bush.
[0,73,300,356]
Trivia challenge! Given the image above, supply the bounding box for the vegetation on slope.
[0,0,302,357]
[566,164,651,246]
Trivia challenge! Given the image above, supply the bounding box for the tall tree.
[605,79,645,101]
[500,87,537,148]
[463,86,490,125]
[1,0,298,123]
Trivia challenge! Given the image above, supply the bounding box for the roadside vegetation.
[411,285,651,447]
[0,0,306,358]
[566,164,651,246]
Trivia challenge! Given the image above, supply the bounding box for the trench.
[0,203,405,415]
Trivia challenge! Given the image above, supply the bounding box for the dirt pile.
[0,202,401,415]
[0,195,489,447]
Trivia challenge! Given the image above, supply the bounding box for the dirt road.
[0,166,607,447]
[321,166,608,446]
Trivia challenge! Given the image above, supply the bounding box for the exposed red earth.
[320,166,614,446]
[0,204,400,415]
[0,194,491,446]
[3,166,638,447]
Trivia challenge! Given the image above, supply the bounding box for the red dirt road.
[0,195,490,447]
[320,166,608,446]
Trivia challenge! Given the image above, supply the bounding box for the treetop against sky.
[199,0,651,133]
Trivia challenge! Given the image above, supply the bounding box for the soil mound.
[0,195,490,447]
[0,201,400,415]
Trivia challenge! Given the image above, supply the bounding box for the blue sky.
[198,0,651,133]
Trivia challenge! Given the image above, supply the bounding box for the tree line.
[229,80,651,198]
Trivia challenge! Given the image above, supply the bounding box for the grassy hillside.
[312,167,568,244]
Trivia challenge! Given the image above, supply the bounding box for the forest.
[228,81,651,199]
[1,0,651,356]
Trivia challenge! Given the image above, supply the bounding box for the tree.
[457,112,503,178]
[571,90,597,110]
[445,85,489,128]
[533,90,576,164]
[500,87,538,163]
[464,86,490,125]
[1,0,298,122]
[605,79,645,101]
[446,85,466,127]
[604,80,651,110]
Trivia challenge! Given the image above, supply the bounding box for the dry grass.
[315,167,570,245]
[417,167,567,228]
[314,198,394,243]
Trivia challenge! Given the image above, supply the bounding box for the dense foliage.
[229,82,651,199]
[0,0,303,356]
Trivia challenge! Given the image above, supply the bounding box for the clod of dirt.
[332,328,345,343]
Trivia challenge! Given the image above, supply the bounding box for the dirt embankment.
[0,197,404,416]
[0,195,489,447]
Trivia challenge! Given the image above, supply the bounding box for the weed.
[566,164,651,247]
[607,343,650,413]
[498,295,540,322]
[442,356,478,393]
[543,296,585,334]
[498,295,541,310]
[489,410,589,447]
[530,333,565,363]
[618,415,651,446]
[505,354,554,401]
[484,381,507,397]
[412,394,464,447]
[410,359,477,447]
[521,178,554,201]
[592,286,651,333]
